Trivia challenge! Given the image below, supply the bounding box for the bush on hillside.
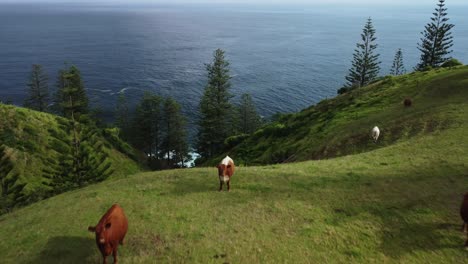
[441,58,463,68]
[337,86,350,95]
[420,65,433,72]
[225,134,250,149]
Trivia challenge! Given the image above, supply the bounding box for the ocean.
[0,3,467,129]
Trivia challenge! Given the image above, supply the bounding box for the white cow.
[372,126,380,142]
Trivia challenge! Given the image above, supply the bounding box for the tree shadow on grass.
[29,236,98,264]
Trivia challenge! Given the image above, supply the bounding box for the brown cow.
[88,204,128,264]
[461,193,468,248]
[217,156,235,192]
[403,98,412,107]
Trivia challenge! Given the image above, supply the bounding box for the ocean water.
[0,3,467,128]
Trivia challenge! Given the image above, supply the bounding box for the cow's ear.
[105,223,112,229]
[88,226,96,232]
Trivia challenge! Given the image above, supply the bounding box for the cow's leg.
[102,255,107,264]
[227,180,230,192]
[462,223,467,233]
[120,232,127,246]
[113,246,118,263]
[219,181,223,191]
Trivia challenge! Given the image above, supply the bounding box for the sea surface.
[0,3,467,130]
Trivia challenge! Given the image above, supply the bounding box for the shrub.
[421,66,433,72]
[225,134,249,149]
[441,58,463,68]
[337,86,350,95]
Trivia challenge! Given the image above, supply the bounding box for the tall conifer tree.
[43,120,112,195]
[24,64,49,112]
[197,49,234,158]
[133,92,162,166]
[56,65,89,120]
[115,93,130,140]
[390,48,406,76]
[161,97,190,168]
[237,93,262,134]
[341,18,380,94]
[416,0,454,70]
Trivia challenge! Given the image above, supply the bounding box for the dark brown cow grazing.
[217,156,235,191]
[403,98,412,107]
[461,193,468,248]
[88,204,128,264]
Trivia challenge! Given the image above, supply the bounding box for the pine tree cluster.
[116,92,191,170]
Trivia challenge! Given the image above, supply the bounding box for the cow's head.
[217,164,232,177]
[88,222,112,244]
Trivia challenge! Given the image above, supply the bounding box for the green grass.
[0,104,140,196]
[0,124,467,263]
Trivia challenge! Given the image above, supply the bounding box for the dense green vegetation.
[214,66,468,166]
[0,145,27,214]
[0,104,140,202]
[124,92,191,170]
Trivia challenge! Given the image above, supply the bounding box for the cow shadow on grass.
[28,236,98,264]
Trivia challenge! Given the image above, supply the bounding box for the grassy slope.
[219,66,468,165]
[0,104,140,195]
[1,67,467,263]
[0,109,467,262]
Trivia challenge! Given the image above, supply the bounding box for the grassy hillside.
[0,104,140,198]
[219,66,468,165]
[0,122,467,263]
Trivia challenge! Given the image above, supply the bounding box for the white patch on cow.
[221,156,234,166]
[219,176,230,183]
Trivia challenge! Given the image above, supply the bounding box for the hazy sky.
[0,0,466,5]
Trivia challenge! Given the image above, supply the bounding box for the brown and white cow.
[88,204,128,264]
[217,156,235,192]
[460,193,468,248]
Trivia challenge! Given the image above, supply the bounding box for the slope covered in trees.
[0,103,140,204]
